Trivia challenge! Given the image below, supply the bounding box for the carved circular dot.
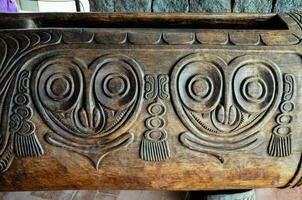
[148,103,165,116]
[46,73,73,101]
[150,131,162,140]
[145,117,165,129]
[103,73,129,98]
[51,78,69,96]
[188,75,213,101]
[150,118,160,127]
[242,77,266,103]
[14,94,28,105]
[107,77,124,94]
[15,107,31,119]
[19,121,34,135]
[275,126,291,136]
[278,114,292,124]
[246,82,262,99]
[144,130,167,142]
[282,102,294,112]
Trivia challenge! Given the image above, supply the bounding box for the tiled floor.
[0,189,301,200]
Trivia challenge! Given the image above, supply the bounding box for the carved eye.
[92,56,139,111]
[233,61,278,113]
[177,55,224,113]
[35,57,83,112]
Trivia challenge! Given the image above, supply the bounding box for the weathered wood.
[0,13,302,191]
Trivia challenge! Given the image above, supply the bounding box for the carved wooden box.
[1,13,302,191]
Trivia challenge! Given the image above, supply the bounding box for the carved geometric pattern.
[268,74,295,157]
[140,99,170,161]
[0,25,299,190]
[0,32,60,173]
[34,54,143,169]
[145,74,170,100]
[10,70,44,157]
[171,53,283,162]
[62,30,300,46]
[140,74,170,161]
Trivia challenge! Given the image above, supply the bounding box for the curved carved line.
[180,132,224,163]
[45,131,134,169]
[180,130,261,153]
[144,74,157,100]
[158,74,169,100]
[0,135,14,172]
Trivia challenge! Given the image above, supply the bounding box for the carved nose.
[211,104,241,132]
[73,101,105,134]
[77,106,102,129]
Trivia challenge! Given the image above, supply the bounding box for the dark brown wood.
[0,12,302,191]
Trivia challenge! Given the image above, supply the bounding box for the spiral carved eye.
[35,57,83,112]
[93,57,139,111]
[176,55,224,113]
[233,61,278,113]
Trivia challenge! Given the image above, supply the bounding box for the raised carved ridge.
[60,30,299,46]
[140,74,170,161]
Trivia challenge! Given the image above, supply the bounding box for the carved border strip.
[268,74,295,157]
[140,74,170,161]
[60,29,300,46]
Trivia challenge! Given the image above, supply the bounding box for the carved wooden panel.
[1,13,302,191]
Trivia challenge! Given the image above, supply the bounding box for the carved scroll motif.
[140,74,170,161]
[1,70,44,172]
[0,32,60,172]
[171,53,283,162]
[268,74,295,157]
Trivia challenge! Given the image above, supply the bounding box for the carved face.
[171,54,282,146]
[31,54,143,139]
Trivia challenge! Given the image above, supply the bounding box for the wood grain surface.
[0,13,302,191]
